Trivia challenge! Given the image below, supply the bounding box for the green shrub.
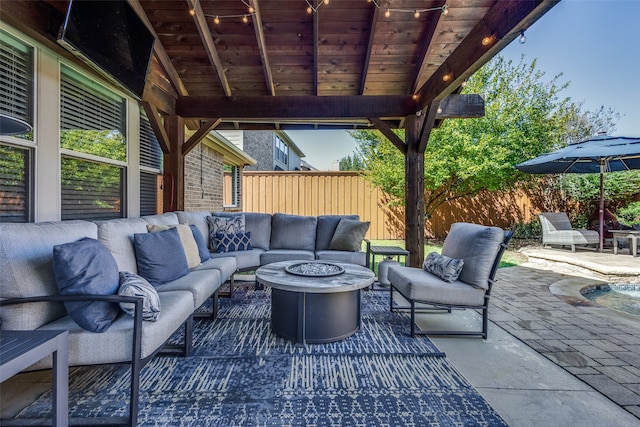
[617,202,640,225]
[509,220,541,239]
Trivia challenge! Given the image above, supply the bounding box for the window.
[275,135,288,165]
[139,109,163,215]
[60,65,126,220]
[224,164,239,207]
[1,29,35,223]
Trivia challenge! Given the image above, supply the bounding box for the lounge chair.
[539,212,600,252]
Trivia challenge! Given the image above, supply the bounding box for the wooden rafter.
[359,5,379,95]
[186,0,232,96]
[182,118,222,155]
[249,0,275,96]
[141,102,171,154]
[409,0,446,95]
[417,101,440,153]
[369,118,407,155]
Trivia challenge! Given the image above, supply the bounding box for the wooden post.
[163,116,185,212]
[404,115,425,268]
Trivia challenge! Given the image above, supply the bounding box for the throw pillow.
[329,218,371,252]
[146,223,201,269]
[423,252,464,283]
[206,215,245,252]
[52,237,120,333]
[118,272,161,321]
[189,225,211,263]
[215,231,253,253]
[133,228,189,286]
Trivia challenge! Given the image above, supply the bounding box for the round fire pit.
[285,262,345,277]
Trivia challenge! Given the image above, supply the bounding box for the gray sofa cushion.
[212,212,272,250]
[210,248,264,271]
[95,218,148,273]
[270,213,318,251]
[316,215,359,250]
[194,257,238,282]
[441,222,504,289]
[142,212,179,226]
[52,237,121,333]
[329,218,370,252]
[0,220,97,330]
[315,250,366,266]
[153,269,220,309]
[260,249,315,265]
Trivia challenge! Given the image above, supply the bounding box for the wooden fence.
[234,171,544,239]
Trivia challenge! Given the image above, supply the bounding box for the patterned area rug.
[18,288,507,426]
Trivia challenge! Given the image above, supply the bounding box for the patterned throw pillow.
[214,232,253,253]
[207,215,245,252]
[118,272,161,321]
[423,252,464,283]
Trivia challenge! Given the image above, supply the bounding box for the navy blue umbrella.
[516,135,640,252]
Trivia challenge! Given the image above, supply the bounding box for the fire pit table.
[256,260,375,344]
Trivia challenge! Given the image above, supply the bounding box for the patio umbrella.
[515,135,640,252]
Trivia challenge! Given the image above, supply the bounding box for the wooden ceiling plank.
[141,102,171,154]
[370,118,408,155]
[186,0,232,96]
[182,118,222,155]
[249,0,276,95]
[416,0,559,108]
[359,4,379,95]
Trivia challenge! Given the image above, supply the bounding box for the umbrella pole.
[599,170,604,252]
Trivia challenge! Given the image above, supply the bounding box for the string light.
[368,1,449,19]
[189,0,257,25]
[518,30,527,44]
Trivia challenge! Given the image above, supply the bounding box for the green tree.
[351,55,619,218]
[338,154,365,171]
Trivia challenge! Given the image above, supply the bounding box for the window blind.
[140,109,162,169]
[140,171,158,216]
[0,30,33,126]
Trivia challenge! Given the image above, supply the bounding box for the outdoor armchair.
[387,222,512,339]
[539,212,600,252]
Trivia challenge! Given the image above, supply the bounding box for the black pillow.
[52,237,120,332]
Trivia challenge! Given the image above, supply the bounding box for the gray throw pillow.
[52,237,120,333]
[206,215,245,252]
[118,272,161,321]
[423,252,464,283]
[329,218,370,252]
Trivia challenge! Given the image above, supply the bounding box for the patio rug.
[17,287,507,426]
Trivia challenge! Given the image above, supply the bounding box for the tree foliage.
[351,55,620,218]
[338,153,366,171]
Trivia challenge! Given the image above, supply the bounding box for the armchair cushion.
[423,252,464,283]
[52,237,120,333]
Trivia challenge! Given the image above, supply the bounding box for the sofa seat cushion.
[94,218,148,273]
[36,290,194,367]
[260,249,315,265]
[315,250,366,266]
[153,270,220,309]
[270,213,318,251]
[210,248,264,271]
[0,220,98,330]
[388,266,486,306]
[194,257,238,282]
[316,215,359,251]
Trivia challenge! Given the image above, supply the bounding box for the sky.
[289,0,640,171]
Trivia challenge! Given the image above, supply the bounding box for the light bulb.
[248,6,255,14]
[442,73,451,82]
[189,8,195,16]
[214,16,220,24]
[242,14,249,23]
[414,10,420,18]
[518,30,527,44]
[385,9,390,18]
[481,35,493,46]
[324,0,329,4]
[441,5,448,15]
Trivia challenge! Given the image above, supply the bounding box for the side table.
[612,230,640,257]
[1,330,69,427]
[368,245,410,271]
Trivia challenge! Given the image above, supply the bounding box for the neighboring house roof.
[186,129,257,167]
[277,131,305,157]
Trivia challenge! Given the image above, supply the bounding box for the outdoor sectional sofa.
[0,211,368,426]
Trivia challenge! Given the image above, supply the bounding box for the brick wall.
[184,143,224,212]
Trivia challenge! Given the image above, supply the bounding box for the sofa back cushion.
[212,212,272,250]
[316,215,359,251]
[0,220,98,330]
[142,212,179,226]
[176,211,210,248]
[270,213,318,251]
[441,222,504,289]
[95,218,148,273]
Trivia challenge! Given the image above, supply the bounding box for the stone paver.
[493,256,640,420]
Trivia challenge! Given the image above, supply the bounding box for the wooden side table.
[1,330,69,426]
[612,230,640,257]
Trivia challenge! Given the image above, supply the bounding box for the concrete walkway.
[414,246,640,426]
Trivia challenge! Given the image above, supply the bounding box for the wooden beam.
[141,102,171,154]
[417,101,440,154]
[404,115,425,268]
[176,95,419,120]
[369,118,407,155]
[359,5,379,95]
[410,0,446,94]
[416,0,559,108]
[128,0,188,97]
[163,116,185,212]
[249,0,275,96]
[186,0,232,96]
[313,4,319,96]
[182,118,222,156]
[435,94,485,119]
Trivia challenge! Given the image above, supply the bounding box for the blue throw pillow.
[189,225,211,263]
[134,228,189,286]
[214,232,253,253]
[52,237,120,333]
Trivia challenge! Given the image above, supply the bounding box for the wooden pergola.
[3,0,558,266]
